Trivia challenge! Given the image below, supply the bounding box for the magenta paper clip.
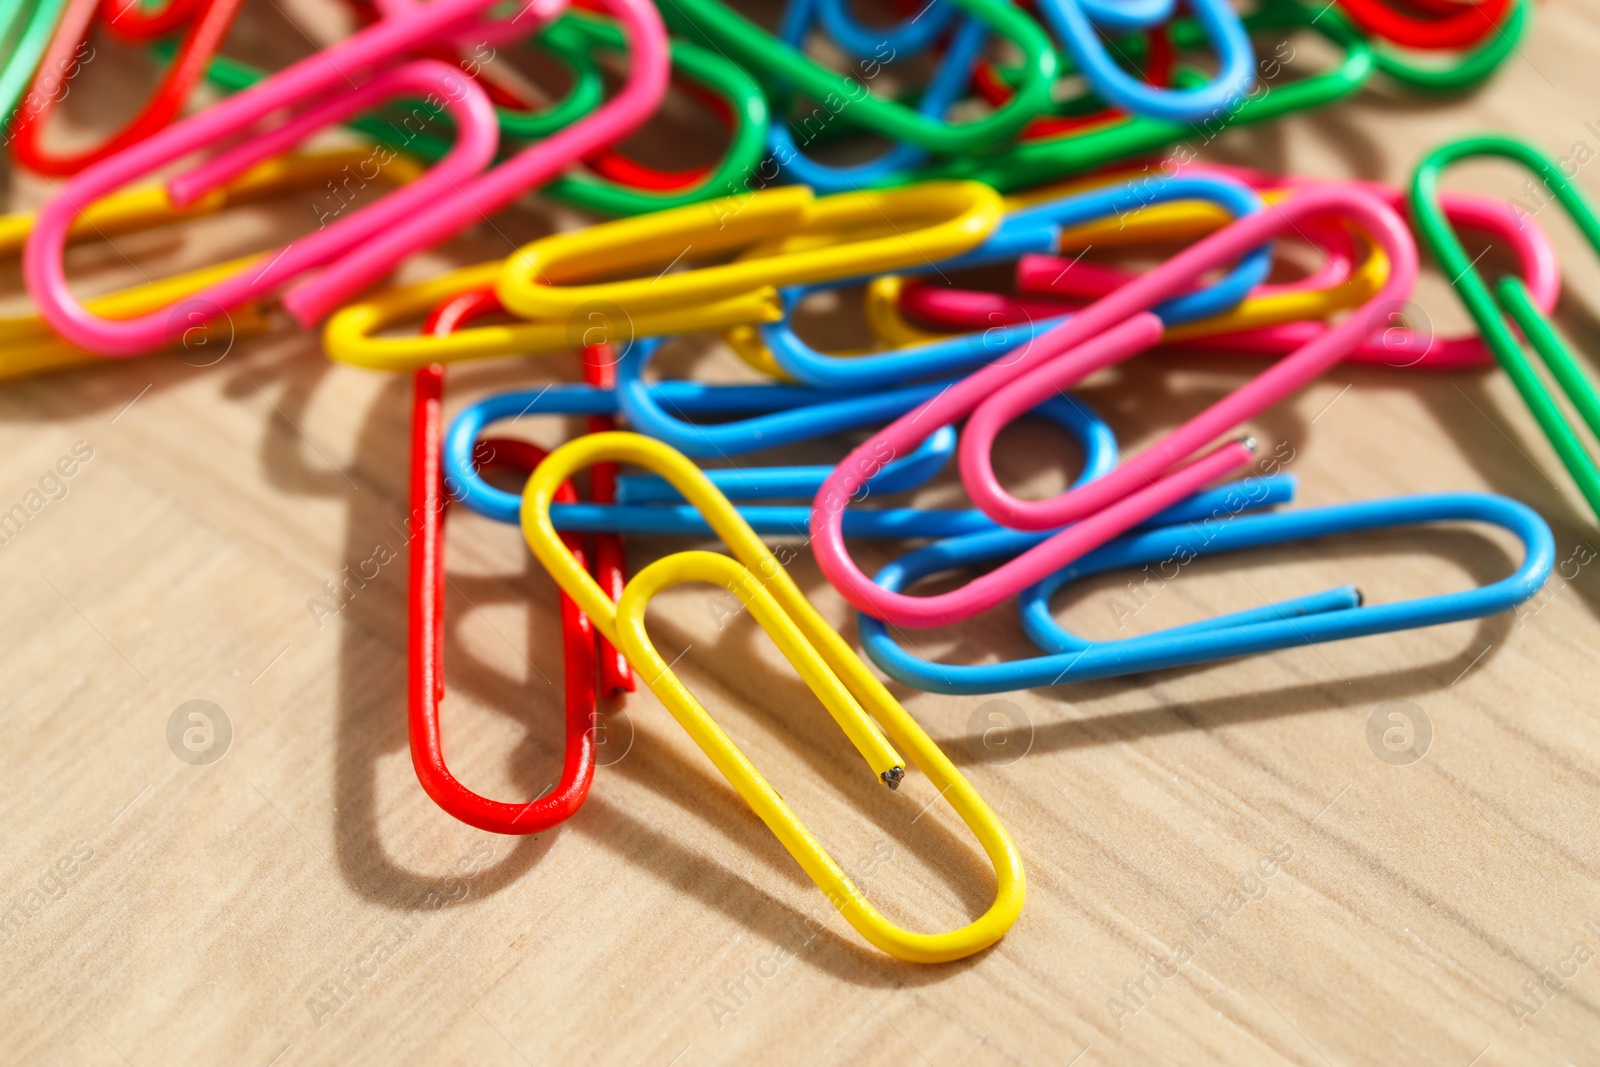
[811,184,1419,628]
[1011,165,1558,371]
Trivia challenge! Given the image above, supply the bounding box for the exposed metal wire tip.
[1239,435,1259,452]
[881,767,905,790]
[1353,588,1366,607]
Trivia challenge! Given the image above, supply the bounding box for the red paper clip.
[9,0,245,175]
[424,288,633,695]
[411,361,598,834]
[1334,0,1511,51]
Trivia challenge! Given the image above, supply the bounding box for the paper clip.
[892,165,1558,371]
[812,183,1418,627]
[766,2,985,193]
[723,172,1273,390]
[1034,0,1256,123]
[423,288,632,695]
[1413,133,1600,521]
[908,0,1372,194]
[520,432,1024,963]
[0,0,69,126]
[812,0,960,58]
[410,366,604,834]
[0,150,421,379]
[24,0,671,353]
[442,376,1116,539]
[8,0,244,175]
[494,181,1003,322]
[662,0,1057,154]
[186,7,768,216]
[24,24,507,355]
[1335,0,1512,51]
[861,492,1554,693]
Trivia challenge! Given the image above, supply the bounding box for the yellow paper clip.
[726,182,1387,379]
[495,181,1003,320]
[0,150,423,380]
[520,431,1024,963]
[323,181,1003,372]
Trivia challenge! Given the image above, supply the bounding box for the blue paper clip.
[770,6,985,192]
[1035,0,1256,123]
[807,0,962,60]
[754,171,1272,390]
[443,382,1121,537]
[1074,0,1176,33]
[613,338,971,456]
[860,492,1555,694]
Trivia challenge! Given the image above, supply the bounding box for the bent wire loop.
[809,0,960,60]
[726,174,1286,389]
[24,28,508,356]
[1034,0,1256,124]
[411,364,603,834]
[1412,134,1600,521]
[812,182,1420,628]
[519,431,1025,963]
[1376,0,1530,94]
[178,9,769,216]
[888,164,1558,372]
[322,181,1001,371]
[906,0,1372,194]
[442,374,1115,538]
[862,490,1555,694]
[494,180,1004,323]
[767,0,983,192]
[9,0,244,175]
[0,150,420,378]
[24,0,672,353]
[660,0,1058,154]
[423,287,632,695]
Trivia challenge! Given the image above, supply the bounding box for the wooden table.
[6,2,1600,1063]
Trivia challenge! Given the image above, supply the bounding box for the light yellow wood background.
[6,1,1600,1063]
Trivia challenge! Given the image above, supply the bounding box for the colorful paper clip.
[23,0,674,354]
[909,0,1372,193]
[813,183,1418,627]
[495,181,1003,322]
[442,374,1116,539]
[662,0,1057,154]
[411,368,602,834]
[0,150,421,378]
[725,172,1274,389]
[182,8,769,216]
[861,491,1554,693]
[1413,133,1600,521]
[1034,0,1256,123]
[520,431,1024,963]
[9,0,244,174]
[424,288,633,695]
[882,165,1558,372]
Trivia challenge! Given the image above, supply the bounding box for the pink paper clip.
[1007,165,1558,371]
[811,185,1419,628]
[23,0,669,356]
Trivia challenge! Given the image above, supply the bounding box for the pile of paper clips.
[4,0,1597,962]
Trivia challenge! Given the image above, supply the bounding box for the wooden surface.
[7,3,1600,1064]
